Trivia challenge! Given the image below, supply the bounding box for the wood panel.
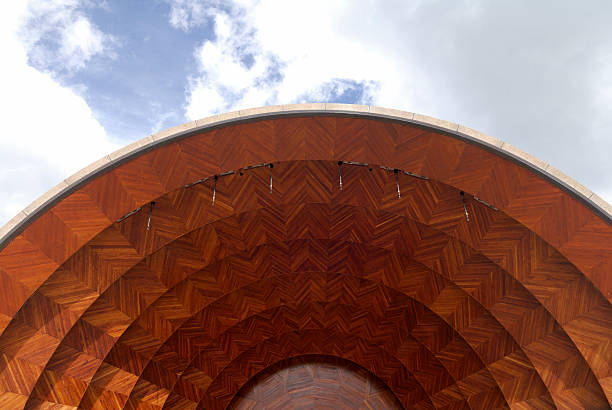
[0,112,610,409]
[228,355,403,410]
[7,172,610,408]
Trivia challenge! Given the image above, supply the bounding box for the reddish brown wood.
[228,355,404,410]
[0,113,610,409]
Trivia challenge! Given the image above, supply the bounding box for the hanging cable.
[403,170,429,180]
[460,192,469,222]
[394,169,401,198]
[473,196,499,211]
[344,161,368,167]
[146,201,155,231]
[380,165,428,180]
[242,163,268,170]
[212,175,218,206]
[338,161,343,190]
[116,206,142,223]
[184,177,208,189]
[269,163,274,193]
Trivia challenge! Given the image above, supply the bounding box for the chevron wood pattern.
[0,112,611,409]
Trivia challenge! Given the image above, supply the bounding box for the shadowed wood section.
[228,355,403,410]
[198,329,427,409]
[0,109,611,409]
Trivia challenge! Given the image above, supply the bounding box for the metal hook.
[394,169,401,198]
[147,202,155,231]
[269,163,274,193]
[460,192,469,222]
[212,175,218,206]
[338,161,343,190]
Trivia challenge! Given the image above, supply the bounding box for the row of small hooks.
[338,161,427,199]
[116,161,498,226]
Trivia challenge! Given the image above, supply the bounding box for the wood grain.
[0,114,610,409]
[228,355,404,410]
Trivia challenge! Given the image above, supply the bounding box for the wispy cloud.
[19,0,117,73]
[298,79,380,105]
[184,10,283,117]
[0,1,119,225]
[2,0,611,228]
[167,0,224,32]
[169,0,383,118]
[167,0,612,204]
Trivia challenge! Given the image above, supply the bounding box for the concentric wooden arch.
[228,355,404,409]
[0,104,610,409]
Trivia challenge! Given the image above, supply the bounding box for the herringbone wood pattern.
[0,114,610,409]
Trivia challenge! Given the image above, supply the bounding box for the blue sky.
[1,0,612,226]
[23,1,214,139]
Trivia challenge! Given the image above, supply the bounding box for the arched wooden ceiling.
[0,104,610,409]
[228,355,404,409]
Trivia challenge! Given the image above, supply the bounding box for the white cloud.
[59,16,108,69]
[168,0,219,32]
[19,0,118,73]
[19,0,116,72]
[169,0,612,206]
[0,1,119,226]
[173,0,391,119]
[183,10,282,117]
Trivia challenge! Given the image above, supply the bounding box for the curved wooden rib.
[228,355,404,410]
[198,329,432,409]
[24,166,608,407]
[0,110,610,409]
[24,201,605,409]
[160,290,504,408]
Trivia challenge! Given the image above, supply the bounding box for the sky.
[1,0,611,227]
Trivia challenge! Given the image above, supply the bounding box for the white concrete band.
[2,104,610,247]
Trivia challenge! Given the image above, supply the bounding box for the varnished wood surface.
[228,355,403,409]
[0,113,610,409]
